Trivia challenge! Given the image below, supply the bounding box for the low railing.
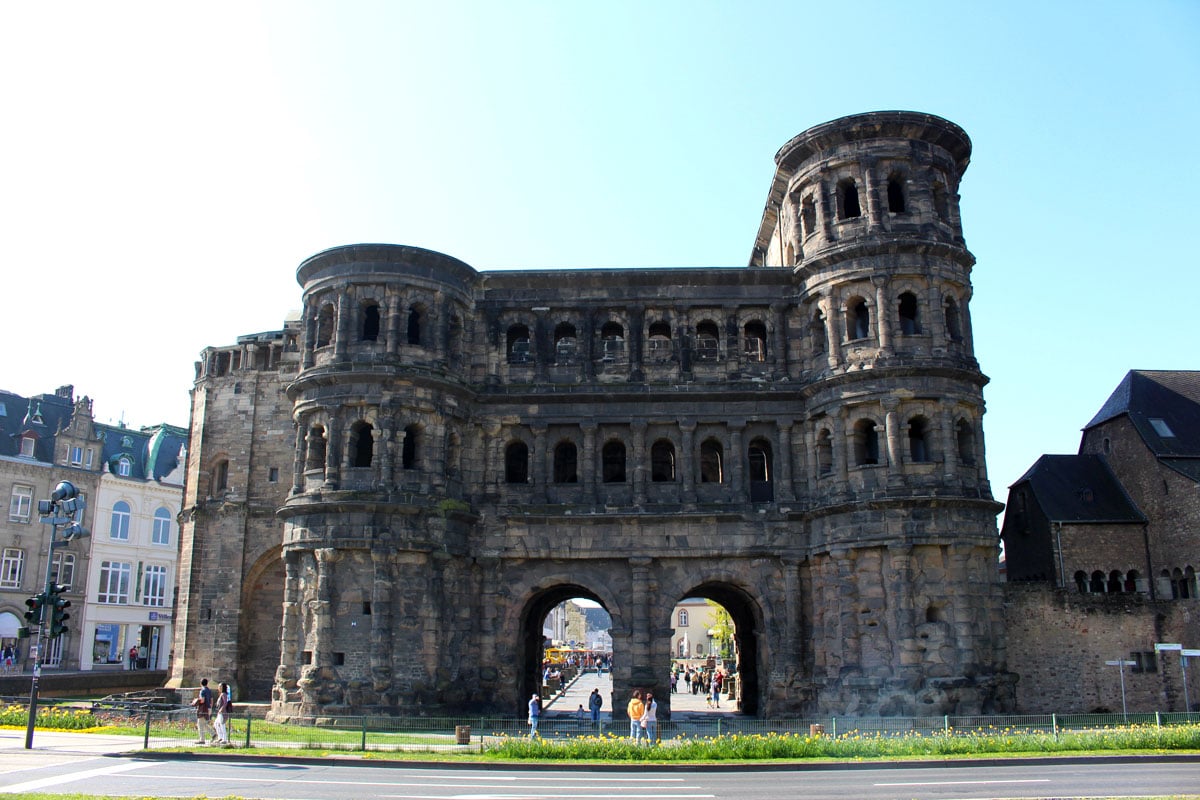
[124,708,1200,752]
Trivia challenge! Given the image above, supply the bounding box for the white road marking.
[874,778,1051,787]
[0,759,152,793]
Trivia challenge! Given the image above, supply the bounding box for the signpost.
[1105,658,1136,718]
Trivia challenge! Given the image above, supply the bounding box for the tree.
[706,601,735,659]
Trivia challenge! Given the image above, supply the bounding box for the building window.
[98,561,132,604]
[268,467,280,482]
[143,564,168,607]
[70,446,83,465]
[51,551,75,590]
[1149,418,1176,438]
[817,430,834,475]
[837,178,861,219]
[506,325,531,364]
[678,609,689,627]
[85,448,94,468]
[743,321,767,362]
[700,439,723,483]
[749,438,774,502]
[402,425,419,469]
[599,322,625,362]
[152,507,172,545]
[602,440,627,483]
[360,302,381,342]
[213,460,229,493]
[646,321,672,361]
[695,321,720,361]
[887,174,907,213]
[0,548,24,589]
[554,323,578,364]
[109,501,131,541]
[810,311,827,356]
[1132,651,1157,674]
[956,420,977,466]
[944,297,963,342]
[854,420,880,466]
[19,436,35,457]
[801,194,817,237]
[407,306,423,345]
[117,457,132,477]
[651,440,676,482]
[305,427,327,472]
[348,421,374,468]
[553,442,578,484]
[848,299,870,340]
[505,441,529,484]
[898,292,920,335]
[9,484,33,523]
[908,416,932,462]
[315,303,335,348]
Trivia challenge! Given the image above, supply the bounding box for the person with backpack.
[191,678,214,744]
[588,686,603,726]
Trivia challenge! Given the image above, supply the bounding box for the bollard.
[455,725,471,745]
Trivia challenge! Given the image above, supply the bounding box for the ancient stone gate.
[169,111,1014,718]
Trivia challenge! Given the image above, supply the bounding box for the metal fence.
[113,708,1200,753]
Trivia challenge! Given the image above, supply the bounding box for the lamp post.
[1105,659,1136,719]
[25,481,90,749]
[1155,642,1189,715]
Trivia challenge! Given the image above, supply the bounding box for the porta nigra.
[168,111,1014,719]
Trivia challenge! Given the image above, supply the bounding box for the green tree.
[706,601,735,659]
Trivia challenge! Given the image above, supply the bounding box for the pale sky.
[2,1,1197,509]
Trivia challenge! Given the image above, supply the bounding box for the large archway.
[238,548,285,699]
[671,582,763,716]
[519,584,611,706]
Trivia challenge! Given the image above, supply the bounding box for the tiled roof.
[1011,454,1145,523]
[0,388,74,462]
[1085,370,1200,458]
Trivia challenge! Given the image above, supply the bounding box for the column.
[940,402,957,482]
[680,420,696,505]
[277,552,301,683]
[377,425,394,491]
[324,415,341,488]
[874,277,892,356]
[820,297,841,370]
[883,400,902,486]
[370,550,394,695]
[532,424,548,502]
[730,423,747,503]
[581,423,598,504]
[771,303,789,375]
[314,548,337,668]
[291,423,305,495]
[631,422,647,505]
[775,421,795,501]
[386,295,402,356]
[334,293,351,359]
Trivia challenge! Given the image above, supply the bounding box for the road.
[2,733,1200,800]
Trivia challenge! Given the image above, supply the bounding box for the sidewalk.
[542,670,737,719]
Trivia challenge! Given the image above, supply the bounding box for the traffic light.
[47,585,70,639]
[18,593,44,640]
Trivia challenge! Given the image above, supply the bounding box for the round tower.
[757,111,1011,714]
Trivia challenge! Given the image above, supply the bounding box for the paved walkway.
[543,670,738,719]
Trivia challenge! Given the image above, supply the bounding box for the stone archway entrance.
[238,549,284,699]
[671,583,762,716]
[520,584,610,704]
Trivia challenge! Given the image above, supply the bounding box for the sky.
[2,1,1197,512]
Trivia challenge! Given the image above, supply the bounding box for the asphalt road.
[2,735,1200,800]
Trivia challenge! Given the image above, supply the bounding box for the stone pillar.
[834,411,850,489]
[581,423,597,504]
[818,172,835,242]
[324,416,341,489]
[301,300,316,369]
[278,552,301,677]
[628,305,645,382]
[314,548,337,668]
[771,303,789,375]
[874,277,892,356]
[820,296,841,370]
[291,423,305,495]
[334,293,351,359]
[887,544,917,677]
[377,425,394,491]
[804,426,818,497]
[370,550,394,696]
[532,424,548,502]
[629,557,655,689]
[680,420,697,505]
[386,295,402,356]
[940,402,958,482]
[775,421,795,501]
[863,158,883,226]
[482,422,501,494]
[883,401,902,485]
[631,422,647,505]
[730,424,747,503]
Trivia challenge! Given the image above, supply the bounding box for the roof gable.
[1086,370,1200,458]
[1013,454,1145,523]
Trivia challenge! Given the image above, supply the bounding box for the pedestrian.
[213,682,233,746]
[128,645,138,671]
[588,687,603,725]
[191,678,214,744]
[639,691,658,744]
[527,692,541,738]
[710,676,721,708]
[576,704,585,722]
[2,644,12,675]
[626,689,645,743]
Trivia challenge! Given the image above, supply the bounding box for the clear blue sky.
[2,1,1197,511]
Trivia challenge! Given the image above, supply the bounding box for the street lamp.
[1155,642,1190,715]
[1105,659,1136,719]
[25,480,90,749]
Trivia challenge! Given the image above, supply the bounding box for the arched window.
[801,194,817,237]
[647,321,672,360]
[402,425,418,470]
[306,425,327,471]
[117,457,132,477]
[553,441,578,484]
[554,322,577,363]
[316,303,335,348]
[743,320,767,362]
[600,322,625,361]
[678,609,689,627]
[152,507,172,545]
[651,439,676,482]
[1107,570,1123,594]
[748,438,773,502]
[933,181,949,220]
[407,307,422,345]
[956,420,977,466]
[699,439,723,483]
[887,174,907,213]
[348,421,374,468]
[908,416,932,463]
[898,292,920,335]
[945,297,963,342]
[677,638,687,657]
[213,459,229,493]
[853,419,880,466]
[110,501,131,540]
[817,429,833,475]
[810,311,826,356]
[505,441,529,484]
[1173,567,1191,599]
[602,440,626,483]
[361,302,381,342]
[837,178,861,219]
[849,300,870,340]
[1125,570,1140,593]
[1090,571,1106,594]
[1074,570,1088,594]
[695,320,720,361]
[507,324,531,364]
[1188,566,1198,598]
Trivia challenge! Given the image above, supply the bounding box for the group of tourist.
[1,643,18,675]
[675,665,726,707]
[191,677,236,746]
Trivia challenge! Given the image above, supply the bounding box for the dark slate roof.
[97,422,187,482]
[1011,454,1145,523]
[0,387,75,462]
[1086,370,1200,459]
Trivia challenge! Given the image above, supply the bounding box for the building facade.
[1003,370,1200,713]
[170,111,1013,718]
[0,385,185,673]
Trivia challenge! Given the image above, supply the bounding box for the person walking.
[527,692,541,738]
[212,681,233,746]
[710,674,721,708]
[639,691,658,744]
[626,689,645,744]
[588,687,603,726]
[191,678,214,744]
